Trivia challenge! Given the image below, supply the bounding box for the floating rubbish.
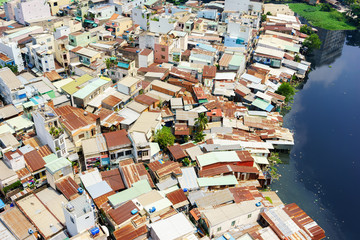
[329,65,332,68]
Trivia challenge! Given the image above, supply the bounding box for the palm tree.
[195,113,208,132]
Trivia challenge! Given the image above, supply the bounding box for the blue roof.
[197,43,216,53]
[265,104,274,112]
[0,199,5,209]
[86,180,113,199]
[117,62,130,69]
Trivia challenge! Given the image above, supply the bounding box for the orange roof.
[109,13,119,21]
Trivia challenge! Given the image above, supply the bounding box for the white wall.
[224,0,262,13]
[0,39,25,72]
[139,34,156,50]
[17,0,51,25]
[63,203,95,237]
[149,17,176,34]
[132,7,149,31]
[139,51,154,68]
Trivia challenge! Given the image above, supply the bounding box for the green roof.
[252,98,272,111]
[284,45,300,53]
[45,157,71,175]
[43,154,58,164]
[73,78,109,99]
[46,90,56,99]
[108,179,151,207]
[197,175,238,187]
[196,151,240,167]
[229,54,245,67]
[61,74,93,95]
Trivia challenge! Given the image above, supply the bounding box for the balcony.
[48,126,64,139]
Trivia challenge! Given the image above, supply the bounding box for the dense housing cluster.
[0,0,325,240]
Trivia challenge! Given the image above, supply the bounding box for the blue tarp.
[265,104,274,112]
[0,199,5,209]
[117,62,129,69]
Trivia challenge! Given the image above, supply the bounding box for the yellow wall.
[48,0,72,15]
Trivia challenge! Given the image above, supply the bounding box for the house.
[117,76,142,98]
[263,3,294,16]
[200,200,262,238]
[62,195,95,237]
[0,39,25,72]
[32,103,67,158]
[168,144,187,162]
[0,67,25,108]
[120,160,155,188]
[166,188,190,213]
[170,98,183,112]
[55,176,80,201]
[4,0,51,25]
[24,43,55,73]
[129,131,151,163]
[129,111,162,140]
[150,80,182,97]
[101,168,126,192]
[54,106,101,149]
[134,94,159,111]
[197,9,218,20]
[3,148,26,172]
[107,200,141,229]
[69,31,97,47]
[224,0,263,14]
[72,78,112,108]
[16,193,63,239]
[196,151,241,170]
[202,65,216,87]
[104,130,133,167]
[0,160,18,194]
[24,149,47,186]
[105,17,133,37]
[260,203,326,240]
[0,53,15,68]
[70,46,102,67]
[199,164,259,181]
[0,132,21,156]
[45,156,73,190]
[178,167,199,191]
[148,160,182,183]
[149,213,196,240]
[139,49,154,68]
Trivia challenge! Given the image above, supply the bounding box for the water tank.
[255,202,261,207]
[90,227,100,236]
[149,207,156,213]
[131,209,138,215]
[28,229,34,234]
[78,187,84,194]
[183,188,188,192]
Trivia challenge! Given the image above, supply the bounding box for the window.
[53,2,58,6]
[48,46,52,50]
[138,151,142,157]
[161,55,165,60]
[115,7,118,11]
[70,217,74,223]
[161,47,165,51]
[247,214,252,218]
[217,227,221,232]
[231,221,236,226]
[85,216,89,219]
[142,151,148,156]
[78,133,85,139]
[125,150,132,155]
[117,152,124,158]
[34,173,40,179]
[111,153,116,159]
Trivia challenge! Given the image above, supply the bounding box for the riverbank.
[288,3,356,30]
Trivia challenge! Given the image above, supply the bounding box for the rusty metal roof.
[108,200,139,225]
[101,169,126,191]
[37,145,52,157]
[166,188,188,206]
[113,223,147,240]
[55,106,99,132]
[55,176,79,201]
[103,129,131,150]
[24,150,46,172]
[102,95,122,108]
[0,207,36,240]
[203,65,216,79]
[135,94,157,106]
[148,160,182,179]
[44,70,62,82]
[199,165,259,177]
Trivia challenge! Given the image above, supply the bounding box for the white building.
[110,0,145,14]
[25,43,55,73]
[139,32,157,50]
[197,9,218,20]
[132,7,152,31]
[0,67,26,107]
[32,105,67,158]
[224,0,262,14]
[63,195,95,237]
[4,0,51,25]
[54,26,71,40]
[149,15,177,34]
[0,38,25,72]
[31,33,55,52]
[139,49,154,68]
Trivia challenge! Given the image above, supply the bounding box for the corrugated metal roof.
[73,78,109,99]
[197,175,238,187]
[101,169,126,191]
[197,151,240,168]
[108,200,139,225]
[86,180,113,199]
[45,157,71,175]
[0,207,36,240]
[61,74,93,95]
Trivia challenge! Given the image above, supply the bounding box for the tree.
[276,82,295,103]
[349,3,360,26]
[294,54,301,63]
[303,34,322,52]
[300,25,313,35]
[320,3,332,12]
[154,127,175,150]
[3,64,18,74]
[194,131,206,143]
[195,113,208,132]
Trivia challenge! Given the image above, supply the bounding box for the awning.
[75,16,82,21]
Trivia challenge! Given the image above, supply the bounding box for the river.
[272,29,360,240]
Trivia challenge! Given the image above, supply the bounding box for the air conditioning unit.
[223,233,231,240]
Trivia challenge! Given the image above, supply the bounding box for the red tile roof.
[140,48,153,56]
[24,150,46,172]
[236,150,255,162]
[193,86,207,100]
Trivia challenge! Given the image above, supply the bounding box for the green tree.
[303,34,322,52]
[194,131,206,143]
[276,82,295,103]
[349,4,360,26]
[294,54,301,63]
[320,3,332,12]
[300,25,313,35]
[4,64,18,74]
[195,113,208,132]
[154,127,175,150]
